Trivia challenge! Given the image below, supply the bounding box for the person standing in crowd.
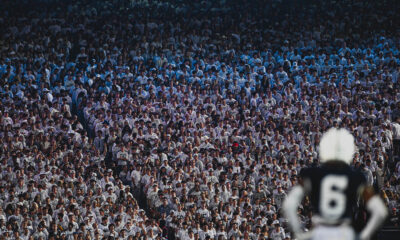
[392,116,400,157]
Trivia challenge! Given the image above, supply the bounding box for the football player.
[283,128,388,240]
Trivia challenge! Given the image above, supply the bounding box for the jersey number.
[320,175,348,220]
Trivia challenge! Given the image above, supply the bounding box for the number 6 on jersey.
[320,175,348,220]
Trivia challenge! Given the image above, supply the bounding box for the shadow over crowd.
[0,0,400,239]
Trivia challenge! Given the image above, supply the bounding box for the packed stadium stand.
[0,0,399,239]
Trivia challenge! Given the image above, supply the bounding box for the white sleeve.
[359,195,388,240]
[282,185,305,235]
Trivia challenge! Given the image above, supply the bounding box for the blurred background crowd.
[0,0,399,239]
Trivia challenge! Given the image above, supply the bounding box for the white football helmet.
[319,128,355,165]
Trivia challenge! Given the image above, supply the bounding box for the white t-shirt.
[392,122,400,139]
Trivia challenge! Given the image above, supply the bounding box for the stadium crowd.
[0,0,400,239]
